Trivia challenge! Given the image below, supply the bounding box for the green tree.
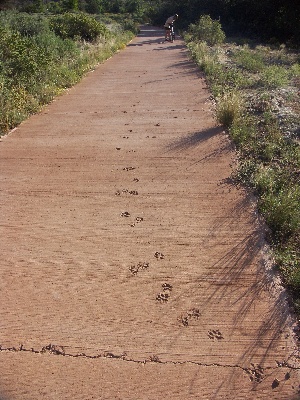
[61,0,79,11]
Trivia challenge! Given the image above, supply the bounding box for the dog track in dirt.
[129,262,150,275]
[208,329,224,340]
[178,308,201,327]
[1,25,299,399]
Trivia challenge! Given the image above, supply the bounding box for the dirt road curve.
[0,26,299,399]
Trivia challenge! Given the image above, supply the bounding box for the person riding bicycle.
[164,14,178,42]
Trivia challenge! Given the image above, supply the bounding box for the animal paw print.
[245,364,265,383]
[121,211,130,217]
[129,262,149,275]
[123,166,135,171]
[208,329,224,340]
[130,216,144,227]
[149,354,161,363]
[41,344,65,355]
[154,251,164,260]
[162,283,173,291]
[156,292,169,303]
[116,189,138,196]
[178,308,201,327]
[156,283,172,303]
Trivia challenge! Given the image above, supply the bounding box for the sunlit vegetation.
[0,10,136,134]
[185,16,300,314]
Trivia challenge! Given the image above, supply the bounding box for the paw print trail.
[0,25,299,400]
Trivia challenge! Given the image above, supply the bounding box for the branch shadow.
[127,25,169,47]
[198,184,296,398]
[166,126,223,152]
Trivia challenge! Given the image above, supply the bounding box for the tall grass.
[216,92,243,128]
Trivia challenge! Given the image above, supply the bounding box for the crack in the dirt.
[0,344,299,374]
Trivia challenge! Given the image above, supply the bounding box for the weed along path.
[0,26,299,399]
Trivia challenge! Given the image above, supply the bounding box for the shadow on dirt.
[203,190,295,398]
[137,25,163,37]
[128,25,185,50]
[0,392,9,400]
[127,38,163,46]
[153,44,186,51]
[166,124,296,395]
[166,126,223,151]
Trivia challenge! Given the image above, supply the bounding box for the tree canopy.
[0,0,299,45]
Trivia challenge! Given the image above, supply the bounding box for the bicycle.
[170,24,175,41]
[165,24,175,42]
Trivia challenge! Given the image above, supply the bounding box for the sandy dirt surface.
[0,26,299,399]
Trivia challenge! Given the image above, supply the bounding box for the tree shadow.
[127,25,186,51]
[198,184,296,397]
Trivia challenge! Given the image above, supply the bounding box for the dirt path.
[0,26,299,399]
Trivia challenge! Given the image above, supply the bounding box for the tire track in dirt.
[0,26,299,399]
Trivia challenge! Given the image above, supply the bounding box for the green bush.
[260,65,291,88]
[0,12,134,137]
[10,12,50,37]
[0,11,50,37]
[50,12,110,41]
[188,15,225,46]
[0,28,39,81]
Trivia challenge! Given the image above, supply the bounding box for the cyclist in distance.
[164,13,178,42]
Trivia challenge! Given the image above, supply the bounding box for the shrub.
[188,15,225,46]
[0,29,40,82]
[216,91,243,128]
[50,12,109,42]
[260,65,291,88]
[10,12,50,37]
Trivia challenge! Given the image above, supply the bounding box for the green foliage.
[0,11,134,136]
[20,0,46,12]
[0,28,41,82]
[259,186,300,241]
[253,166,278,195]
[188,15,225,46]
[260,65,291,88]
[61,0,79,11]
[9,12,50,36]
[85,0,104,14]
[230,117,257,149]
[187,41,251,98]
[50,12,110,41]
[157,0,300,45]
[186,25,300,313]
[291,63,300,77]
[276,248,300,294]
[0,10,49,35]
[233,47,265,72]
